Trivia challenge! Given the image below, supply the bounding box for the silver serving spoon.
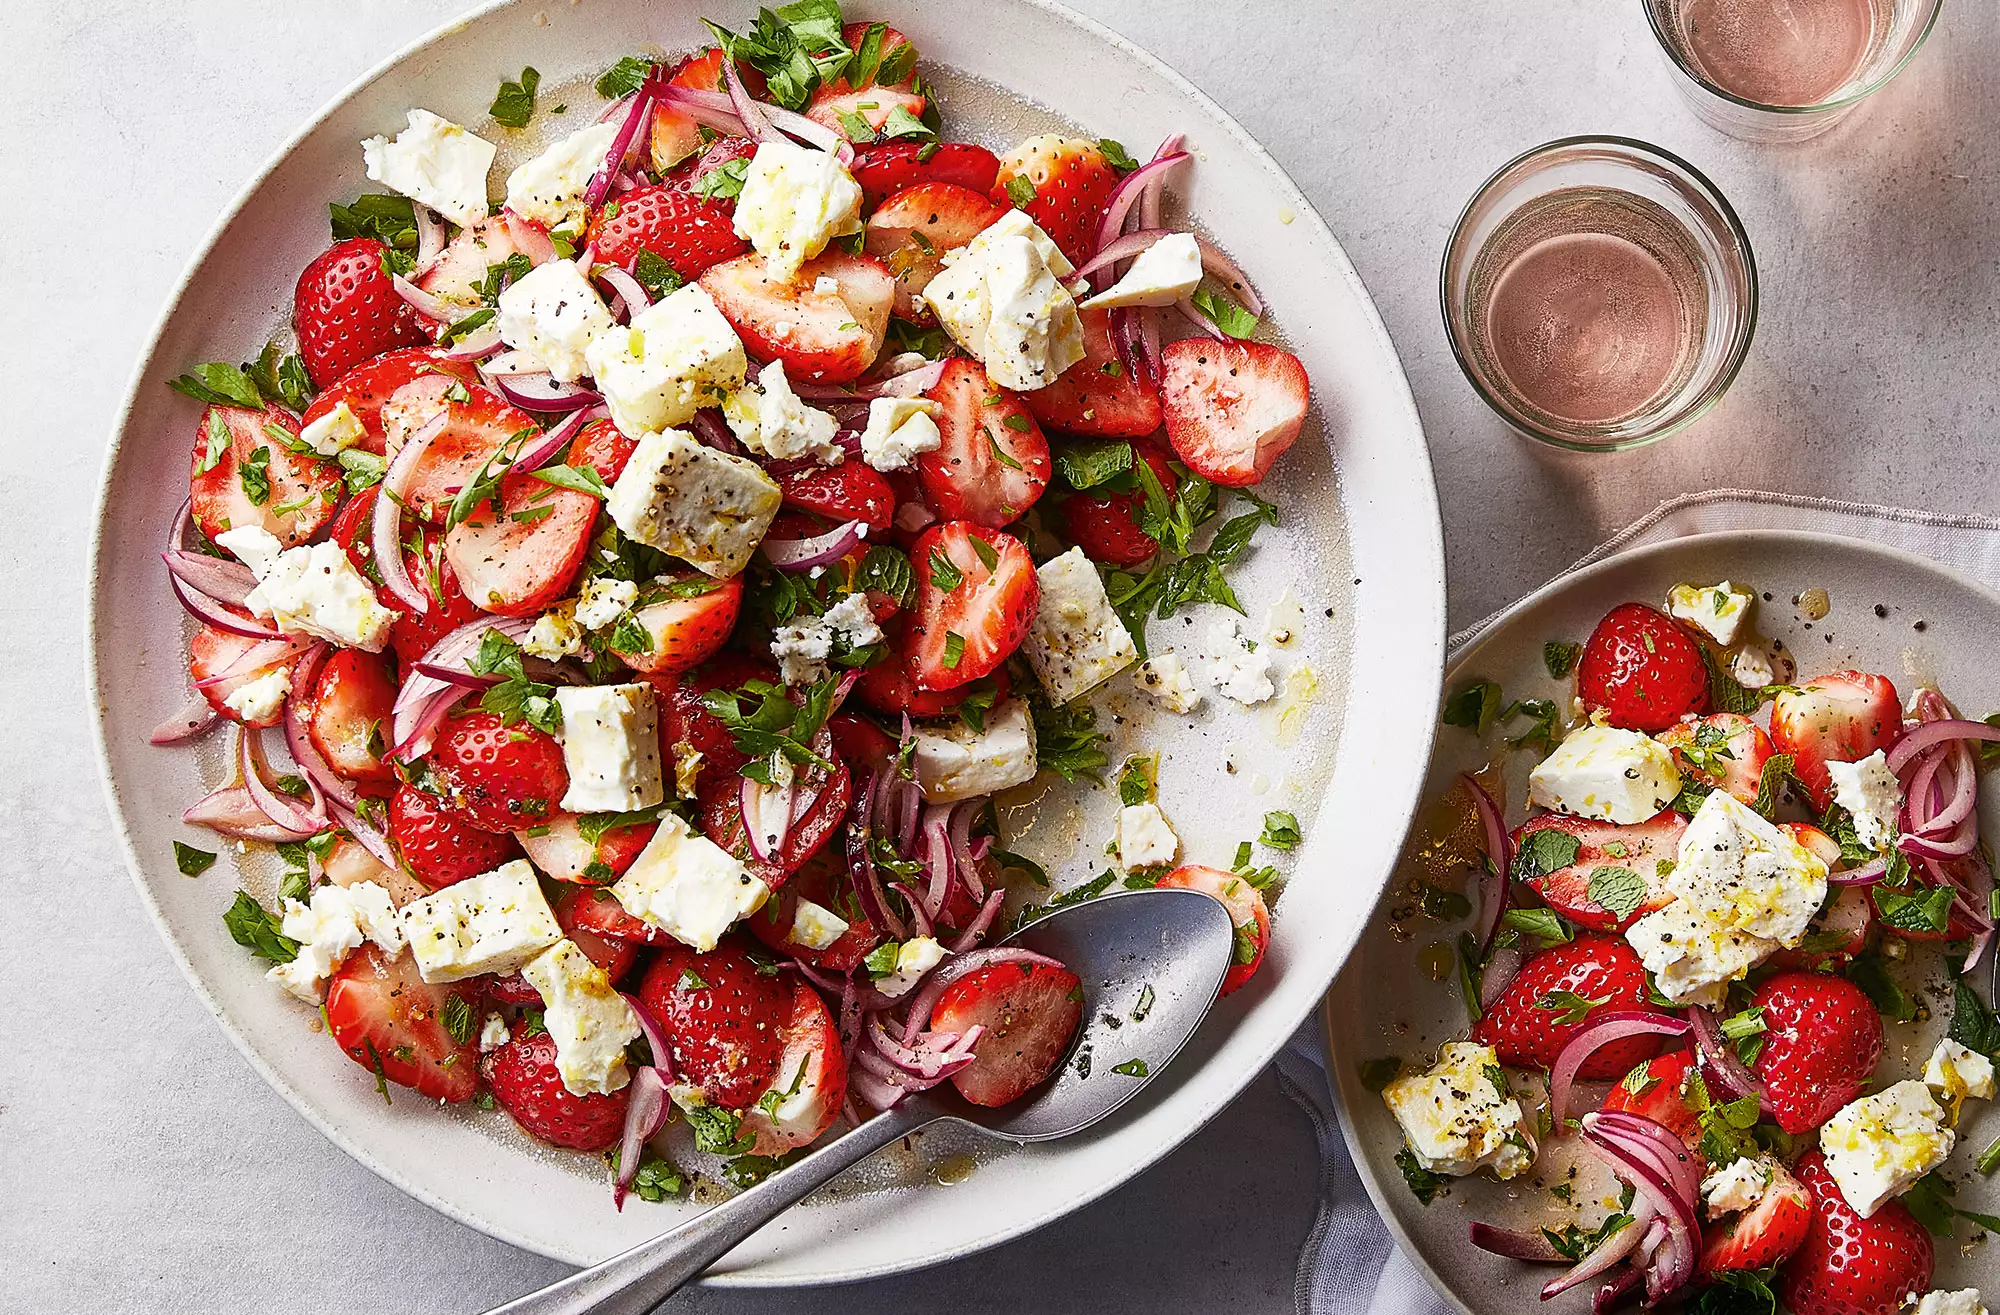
[484,887,1237,1315]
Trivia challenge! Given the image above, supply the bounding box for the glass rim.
[1438,134,1759,452]
[1641,0,1945,116]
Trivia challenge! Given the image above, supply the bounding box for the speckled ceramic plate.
[87,0,1444,1284]
[1326,530,1998,1313]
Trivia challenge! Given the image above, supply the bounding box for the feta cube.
[1701,1156,1774,1217]
[790,898,851,951]
[732,140,865,283]
[479,1012,511,1052]
[299,401,368,457]
[923,210,1085,391]
[553,684,663,814]
[522,603,584,660]
[361,108,495,226]
[721,359,843,462]
[222,667,292,724]
[1527,722,1682,824]
[1116,803,1179,869]
[521,938,641,1096]
[572,576,638,631]
[1914,1292,1988,1315]
[605,429,780,578]
[505,120,620,230]
[1826,750,1902,854]
[1193,616,1275,706]
[1923,1037,1996,1104]
[1023,547,1137,704]
[858,396,942,472]
[875,936,947,999]
[1666,581,1753,645]
[1381,1041,1535,1179]
[1820,1080,1953,1217]
[910,697,1039,803]
[495,259,613,384]
[217,526,396,652]
[400,859,562,983]
[1079,232,1203,310]
[769,592,882,686]
[585,285,749,435]
[612,812,768,951]
[1134,651,1201,714]
[265,880,404,1003]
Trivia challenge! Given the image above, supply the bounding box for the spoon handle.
[487,1099,939,1315]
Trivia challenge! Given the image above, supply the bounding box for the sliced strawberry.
[1750,970,1883,1135]
[854,620,1010,716]
[301,347,480,456]
[989,136,1118,268]
[486,1029,629,1152]
[656,653,769,783]
[569,416,638,484]
[513,809,657,885]
[327,489,485,671]
[636,938,793,1110]
[1702,1160,1813,1276]
[1059,442,1175,568]
[188,625,304,728]
[699,249,894,384]
[429,710,569,833]
[379,376,540,523]
[1600,1050,1703,1152]
[650,51,765,176]
[777,463,896,534]
[1658,713,1774,805]
[827,711,897,771]
[1024,306,1164,438]
[388,783,521,889]
[1513,811,1684,933]
[803,22,924,135]
[614,573,745,679]
[918,359,1051,528]
[907,521,1038,691]
[304,648,398,786]
[561,883,671,947]
[852,140,1001,210]
[1157,864,1272,996]
[551,885,641,983]
[294,237,429,388]
[1471,934,1674,1077]
[320,833,429,906]
[933,960,1084,1107]
[738,981,847,1155]
[1779,1151,1934,1315]
[661,134,760,206]
[1577,602,1710,733]
[1768,880,1874,970]
[697,727,853,885]
[324,944,480,1102]
[747,849,882,972]
[415,215,540,314]
[442,473,595,617]
[586,185,748,283]
[1770,672,1902,811]
[863,182,1007,321]
[189,403,341,546]
[1159,339,1309,488]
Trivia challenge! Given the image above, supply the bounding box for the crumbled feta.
[923,209,1085,391]
[495,258,613,384]
[521,938,641,1096]
[858,396,942,471]
[361,108,495,226]
[1527,722,1682,824]
[611,812,768,951]
[1923,1037,1996,1104]
[1626,901,1770,1009]
[265,880,404,1003]
[732,140,865,283]
[1023,547,1136,704]
[721,359,843,462]
[769,592,882,685]
[522,603,584,659]
[1820,1080,1954,1218]
[790,898,850,951]
[605,429,781,578]
[1134,651,1201,714]
[1826,750,1902,854]
[585,284,749,435]
[874,937,947,999]
[1381,1041,1535,1180]
[1666,581,1754,645]
[910,698,1039,803]
[217,526,396,652]
[1731,644,1777,688]
[1701,1156,1774,1217]
[400,859,562,983]
[222,667,292,724]
[505,120,620,230]
[1079,232,1203,310]
[573,576,638,631]
[813,275,841,295]
[299,402,368,457]
[479,1012,511,1052]
[553,683,663,814]
[754,1048,833,1140]
[1192,615,1275,706]
[1116,803,1179,869]
[1913,1291,1988,1315]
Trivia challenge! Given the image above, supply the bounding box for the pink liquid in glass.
[1678,0,1882,106]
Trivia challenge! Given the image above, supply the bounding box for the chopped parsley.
[1440,679,1502,734]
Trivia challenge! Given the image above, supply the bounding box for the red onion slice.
[596,264,652,317]
[1191,233,1264,316]
[1579,1113,1701,1301]
[1539,1201,1656,1299]
[372,410,448,612]
[509,406,604,476]
[502,211,557,266]
[283,651,358,811]
[239,726,327,835]
[651,85,753,136]
[172,574,281,640]
[1547,1011,1692,1128]
[759,519,866,570]
[1888,717,2000,773]
[1479,944,1526,1009]
[612,1065,670,1210]
[1828,855,1890,885]
[1463,774,1513,957]
[192,635,315,687]
[1091,151,1192,284]
[1469,1222,1569,1264]
[1173,293,1230,340]
[620,993,678,1083]
[327,793,399,870]
[389,272,457,327]
[1688,1005,1767,1109]
[1071,228,1172,280]
[741,775,796,861]
[163,550,257,608]
[720,59,774,141]
[490,371,602,413]
[948,889,1007,953]
[439,323,503,361]
[585,86,657,212]
[846,771,910,942]
[183,784,316,842]
[151,694,219,745]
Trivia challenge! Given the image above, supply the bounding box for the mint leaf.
[223,891,298,963]
[1441,680,1502,734]
[490,66,540,128]
[1586,866,1647,921]
[169,362,265,411]
[174,842,217,876]
[1189,286,1259,338]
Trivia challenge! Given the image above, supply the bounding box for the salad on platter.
[152,2,1317,1204]
[1374,585,1999,1315]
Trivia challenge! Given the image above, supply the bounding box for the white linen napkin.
[1276,489,2000,1315]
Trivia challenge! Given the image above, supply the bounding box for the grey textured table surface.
[6,1,1994,1312]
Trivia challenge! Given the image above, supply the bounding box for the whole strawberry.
[1779,1151,1933,1315]
[486,1029,629,1152]
[429,711,569,834]
[636,939,791,1111]
[294,237,428,388]
[1471,934,1674,1077]
[1751,970,1883,1134]
[990,135,1119,267]
[585,185,748,282]
[1577,602,1710,732]
[389,784,521,888]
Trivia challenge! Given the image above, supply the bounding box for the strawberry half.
[189,403,342,547]
[804,23,925,135]
[1702,1160,1813,1276]
[747,851,883,973]
[486,1029,630,1152]
[303,648,398,787]
[1749,970,1883,1135]
[906,521,1039,691]
[1770,671,1902,811]
[1159,339,1310,488]
[862,182,1007,321]
[415,215,542,314]
[441,473,595,617]
[1024,306,1164,438]
[1158,864,1272,996]
[615,573,745,681]
[1512,810,1684,933]
[300,347,478,457]
[1600,1050,1703,1152]
[429,710,569,834]
[1779,1151,1934,1315]
[189,624,304,728]
[699,249,894,384]
[1577,602,1710,733]
[512,810,656,886]
[294,237,429,388]
[388,783,521,889]
[324,944,480,1102]
[1059,443,1175,568]
[854,621,1010,717]
[990,135,1118,267]
[585,185,748,283]
[852,140,1002,211]
[378,376,540,524]
[1658,713,1774,806]
[933,960,1085,1107]
[918,358,1052,528]
[1471,934,1674,1077]
[737,982,847,1156]
[636,939,793,1111]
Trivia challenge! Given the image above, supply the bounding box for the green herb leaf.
[1949,975,2000,1057]
[245,344,315,412]
[222,891,298,963]
[490,66,540,128]
[1845,950,1918,1023]
[1585,866,1647,921]
[1112,1058,1149,1077]
[1751,753,1796,818]
[696,156,752,202]
[1501,907,1575,945]
[699,677,839,775]
[631,249,686,299]
[1056,440,1135,491]
[1015,870,1116,931]
[1358,1056,1402,1092]
[628,1151,688,1202]
[682,1101,756,1156]
[854,544,915,607]
[1189,286,1260,338]
[704,1,856,111]
[1455,931,1483,1024]
[1004,175,1037,207]
[1511,827,1582,881]
[329,192,419,252]
[1501,697,1562,754]
[1394,1146,1447,1204]
[531,462,610,500]
[927,546,964,593]
[1441,680,1503,734]
[941,631,965,669]
[1028,697,1109,783]
[237,447,272,506]
[1536,988,1610,1025]
[1259,810,1302,850]
[1117,754,1156,807]
[174,841,218,876]
[1097,138,1139,173]
[169,362,266,411]
[1543,641,1581,680]
[1873,882,1955,934]
[595,56,658,99]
